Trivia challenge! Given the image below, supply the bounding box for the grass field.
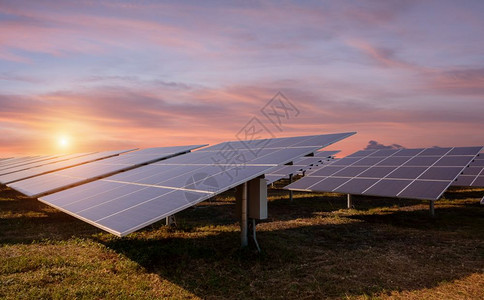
[1,182,483,299]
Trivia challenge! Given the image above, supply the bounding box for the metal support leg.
[240,182,248,248]
[429,201,435,217]
[165,215,176,226]
[249,219,261,253]
[347,194,352,209]
[289,173,294,202]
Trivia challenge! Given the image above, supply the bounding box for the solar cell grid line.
[285,146,482,200]
[7,145,206,197]
[38,132,356,236]
[0,149,135,185]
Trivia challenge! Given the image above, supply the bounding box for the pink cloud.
[345,39,423,71]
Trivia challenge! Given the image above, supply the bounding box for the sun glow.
[58,135,70,149]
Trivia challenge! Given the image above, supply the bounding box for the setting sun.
[58,136,70,149]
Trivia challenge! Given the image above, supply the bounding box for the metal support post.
[248,219,261,253]
[289,173,294,202]
[240,182,248,248]
[347,194,352,209]
[429,201,435,217]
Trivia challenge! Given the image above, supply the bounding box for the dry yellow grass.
[1,184,483,299]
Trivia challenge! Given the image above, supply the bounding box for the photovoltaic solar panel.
[285,147,482,200]
[264,151,341,184]
[0,152,98,177]
[0,155,57,173]
[7,146,205,197]
[0,156,46,169]
[38,133,355,236]
[452,153,484,187]
[0,150,134,185]
[0,153,92,173]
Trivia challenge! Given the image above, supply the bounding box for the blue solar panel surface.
[285,147,482,200]
[8,146,204,197]
[452,153,484,187]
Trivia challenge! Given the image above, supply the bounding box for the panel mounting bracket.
[165,215,177,227]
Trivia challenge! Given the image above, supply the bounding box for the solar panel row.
[38,133,355,236]
[0,156,45,169]
[8,145,205,197]
[285,147,482,200]
[0,152,96,177]
[0,150,135,185]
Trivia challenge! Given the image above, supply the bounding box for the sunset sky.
[1,0,483,157]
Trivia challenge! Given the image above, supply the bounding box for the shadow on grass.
[1,184,483,298]
[101,204,484,299]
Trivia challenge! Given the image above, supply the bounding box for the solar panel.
[264,151,341,185]
[38,133,355,236]
[0,152,98,176]
[0,150,135,185]
[0,157,22,166]
[0,156,47,169]
[452,153,484,187]
[0,155,70,173]
[8,145,206,197]
[285,147,482,200]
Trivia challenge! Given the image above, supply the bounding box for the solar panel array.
[285,147,482,200]
[0,150,135,185]
[265,151,340,185]
[8,145,205,198]
[452,153,484,187]
[38,133,355,236]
